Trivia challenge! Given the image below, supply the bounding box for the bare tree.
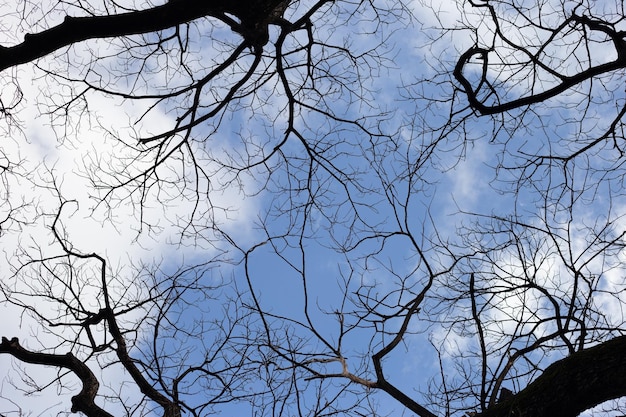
[425,0,626,415]
[2,0,626,417]
[0,0,415,415]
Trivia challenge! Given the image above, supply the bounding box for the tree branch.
[0,1,235,72]
[454,10,626,115]
[0,336,114,417]
[453,46,626,115]
[478,334,626,417]
[371,292,438,417]
[51,202,182,417]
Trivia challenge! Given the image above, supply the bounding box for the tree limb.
[0,336,114,417]
[0,0,290,71]
[454,10,626,115]
[478,334,626,417]
[453,46,626,115]
[371,293,438,417]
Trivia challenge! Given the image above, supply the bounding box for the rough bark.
[478,335,626,417]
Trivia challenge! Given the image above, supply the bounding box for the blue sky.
[1,0,626,416]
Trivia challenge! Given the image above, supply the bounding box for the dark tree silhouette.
[1,0,626,417]
[437,0,626,416]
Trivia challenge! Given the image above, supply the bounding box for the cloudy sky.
[0,0,625,416]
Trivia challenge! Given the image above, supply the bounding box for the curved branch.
[0,336,113,417]
[454,11,626,115]
[453,46,626,115]
[51,202,182,417]
[478,334,626,417]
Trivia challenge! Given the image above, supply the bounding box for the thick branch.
[104,306,182,417]
[454,46,626,115]
[0,1,234,72]
[478,334,626,417]
[0,336,114,417]
[455,10,626,115]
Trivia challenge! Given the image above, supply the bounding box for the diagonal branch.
[454,9,626,115]
[51,201,182,417]
[454,46,626,115]
[478,334,626,417]
[371,291,438,417]
[0,336,114,417]
[0,1,236,72]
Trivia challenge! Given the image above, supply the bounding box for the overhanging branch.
[453,46,626,115]
[0,336,113,417]
[0,0,288,71]
[454,10,626,115]
[0,1,238,72]
[478,334,626,417]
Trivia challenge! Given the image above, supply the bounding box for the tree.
[429,0,626,415]
[1,0,626,416]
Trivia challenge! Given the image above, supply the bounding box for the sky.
[1,0,626,416]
